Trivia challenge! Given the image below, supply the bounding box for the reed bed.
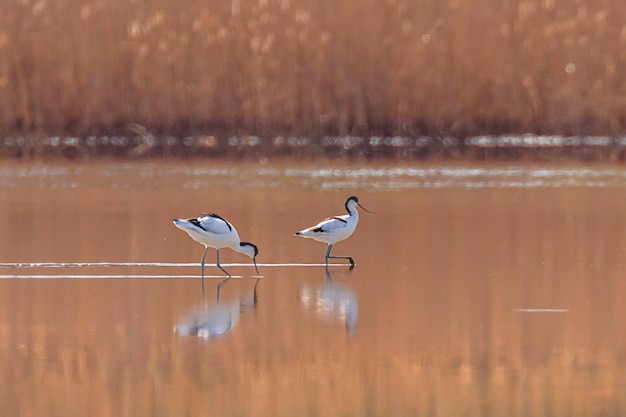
[1,0,625,142]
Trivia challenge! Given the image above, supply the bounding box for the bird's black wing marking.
[313,217,347,233]
[189,218,207,231]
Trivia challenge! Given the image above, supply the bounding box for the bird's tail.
[295,229,319,237]
[173,218,196,233]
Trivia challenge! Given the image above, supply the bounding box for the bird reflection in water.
[175,277,260,340]
[300,267,358,334]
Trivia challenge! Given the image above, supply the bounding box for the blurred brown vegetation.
[1,0,626,138]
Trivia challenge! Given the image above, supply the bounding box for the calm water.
[2,161,626,416]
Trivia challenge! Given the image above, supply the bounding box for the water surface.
[1,161,626,416]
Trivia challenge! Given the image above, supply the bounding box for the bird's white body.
[172,213,259,280]
[173,214,243,251]
[295,196,372,268]
[295,206,360,245]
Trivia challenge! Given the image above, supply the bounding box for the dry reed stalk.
[0,0,624,137]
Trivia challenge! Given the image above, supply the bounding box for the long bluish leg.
[326,243,355,269]
[324,244,333,267]
[216,248,231,276]
[200,246,208,292]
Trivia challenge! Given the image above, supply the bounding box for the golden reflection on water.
[1,163,626,416]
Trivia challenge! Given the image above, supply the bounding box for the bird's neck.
[347,206,359,217]
[230,241,247,255]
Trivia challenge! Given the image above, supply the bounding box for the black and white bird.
[173,213,259,284]
[295,196,373,269]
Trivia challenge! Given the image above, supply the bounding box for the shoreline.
[2,133,626,162]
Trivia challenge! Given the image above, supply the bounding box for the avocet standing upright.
[294,196,373,269]
[172,213,259,285]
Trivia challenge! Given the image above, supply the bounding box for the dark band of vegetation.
[2,0,625,154]
[4,134,626,162]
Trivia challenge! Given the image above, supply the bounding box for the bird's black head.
[240,242,259,258]
[345,196,359,212]
[250,243,259,258]
[346,195,374,214]
[240,242,260,275]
